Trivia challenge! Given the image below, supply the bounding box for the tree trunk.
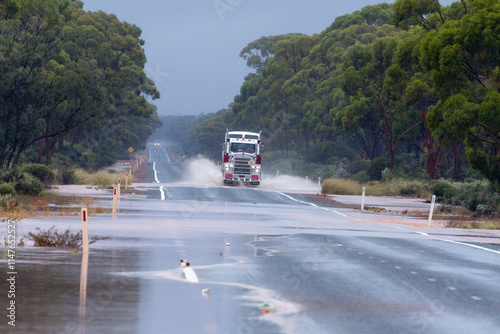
[454,145,461,181]
[296,129,300,157]
[39,139,44,164]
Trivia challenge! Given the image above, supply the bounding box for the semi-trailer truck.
[222,130,262,185]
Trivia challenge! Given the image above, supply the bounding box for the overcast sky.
[80,1,429,116]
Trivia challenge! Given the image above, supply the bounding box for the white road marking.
[153,162,165,200]
[439,238,500,255]
[388,225,500,255]
[277,192,353,219]
[153,162,159,183]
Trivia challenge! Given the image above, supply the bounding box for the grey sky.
[79,1,416,116]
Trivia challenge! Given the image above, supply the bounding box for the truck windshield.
[231,143,255,153]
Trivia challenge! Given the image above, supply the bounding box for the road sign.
[128,147,134,153]
[135,154,139,158]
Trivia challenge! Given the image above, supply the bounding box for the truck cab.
[222,130,262,185]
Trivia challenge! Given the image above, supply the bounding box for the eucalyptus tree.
[333,24,423,169]
[0,0,160,168]
[0,0,78,166]
[421,0,500,188]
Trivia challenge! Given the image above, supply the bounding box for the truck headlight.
[254,165,261,173]
[225,164,232,171]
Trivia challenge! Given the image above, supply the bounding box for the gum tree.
[421,0,500,188]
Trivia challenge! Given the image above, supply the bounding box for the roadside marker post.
[117,178,121,202]
[125,172,128,190]
[317,177,322,195]
[81,207,89,254]
[361,187,366,211]
[113,187,117,218]
[428,195,436,227]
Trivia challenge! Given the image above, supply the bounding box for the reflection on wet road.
[1,143,500,333]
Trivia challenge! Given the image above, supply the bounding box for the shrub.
[14,173,43,196]
[0,194,15,210]
[367,157,389,181]
[26,226,109,248]
[461,184,494,213]
[22,164,54,184]
[0,168,18,183]
[0,183,16,196]
[62,167,77,185]
[351,171,370,183]
[50,153,73,169]
[431,181,458,203]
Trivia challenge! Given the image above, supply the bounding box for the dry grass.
[74,169,134,189]
[322,178,430,198]
[322,178,361,195]
[446,218,500,230]
[0,193,109,219]
[365,179,428,198]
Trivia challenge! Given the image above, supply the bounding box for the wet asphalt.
[1,144,500,334]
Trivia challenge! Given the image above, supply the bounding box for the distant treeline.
[163,1,500,189]
[0,0,161,170]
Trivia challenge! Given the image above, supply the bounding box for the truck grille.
[234,156,252,174]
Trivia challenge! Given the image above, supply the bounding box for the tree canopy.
[164,0,500,190]
[0,0,160,169]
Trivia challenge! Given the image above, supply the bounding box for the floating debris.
[261,302,275,314]
[180,259,199,283]
[202,288,210,295]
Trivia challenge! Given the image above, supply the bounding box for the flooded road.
[2,144,500,333]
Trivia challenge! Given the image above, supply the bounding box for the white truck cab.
[222,130,262,185]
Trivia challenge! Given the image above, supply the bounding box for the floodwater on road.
[1,198,311,334]
[2,149,500,333]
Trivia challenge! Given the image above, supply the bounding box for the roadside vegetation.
[25,225,109,248]
[0,163,123,219]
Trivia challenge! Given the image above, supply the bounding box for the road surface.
[1,143,500,334]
